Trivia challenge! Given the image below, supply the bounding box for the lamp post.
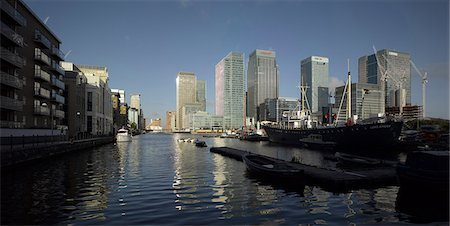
[76,111,81,139]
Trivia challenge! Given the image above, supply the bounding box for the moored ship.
[263,60,404,150]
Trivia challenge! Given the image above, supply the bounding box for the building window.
[87,92,92,111]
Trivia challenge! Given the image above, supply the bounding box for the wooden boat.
[195,140,207,147]
[242,154,303,179]
[334,152,396,167]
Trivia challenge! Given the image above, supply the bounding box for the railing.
[55,109,65,118]
[34,87,51,99]
[51,45,64,60]
[0,1,27,26]
[0,120,25,128]
[52,93,65,104]
[34,105,50,115]
[0,21,23,47]
[52,76,65,90]
[0,96,23,111]
[1,71,23,89]
[1,47,24,68]
[34,68,51,82]
[34,49,51,66]
[34,30,51,49]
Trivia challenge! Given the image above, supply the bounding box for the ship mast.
[347,59,352,121]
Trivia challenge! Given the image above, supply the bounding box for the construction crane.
[410,60,428,118]
[372,45,406,115]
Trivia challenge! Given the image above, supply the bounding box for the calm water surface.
[1,133,447,224]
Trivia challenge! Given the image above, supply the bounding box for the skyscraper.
[247,49,279,120]
[176,72,196,129]
[196,80,206,112]
[358,49,411,108]
[301,56,329,113]
[215,52,245,129]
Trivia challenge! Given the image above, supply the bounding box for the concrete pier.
[210,146,398,192]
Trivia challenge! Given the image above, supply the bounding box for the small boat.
[195,140,207,147]
[241,133,269,142]
[242,154,303,179]
[116,128,132,142]
[335,152,393,167]
[177,138,185,142]
[299,134,336,150]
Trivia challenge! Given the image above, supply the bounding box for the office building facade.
[247,49,279,119]
[259,97,299,123]
[335,83,384,121]
[358,49,411,108]
[301,56,329,114]
[176,72,196,129]
[196,80,206,112]
[165,111,176,132]
[215,52,245,129]
[1,0,66,136]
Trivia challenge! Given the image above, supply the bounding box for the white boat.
[116,128,132,142]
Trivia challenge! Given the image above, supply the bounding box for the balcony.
[1,71,23,89]
[0,96,23,111]
[55,109,65,118]
[34,105,50,116]
[1,21,24,47]
[52,92,65,104]
[34,68,51,82]
[51,45,64,60]
[52,76,65,90]
[50,61,65,75]
[0,1,27,27]
[34,30,51,49]
[0,120,25,128]
[34,87,51,99]
[1,47,24,68]
[34,50,51,66]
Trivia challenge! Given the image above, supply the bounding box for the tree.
[131,122,137,130]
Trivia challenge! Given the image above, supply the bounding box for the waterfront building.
[76,64,109,83]
[176,72,196,130]
[358,49,411,108]
[301,56,329,114]
[128,107,139,129]
[130,94,141,110]
[1,0,66,136]
[215,52,245,129]
[335,83,384,121]
[83,71,113,135]
[247,49,279,120]
[185,111,224,130]
[259,97,299,123]
[61,62,87,138]
[196,80,206,112]
[111,89,128,130]
[181,103,203,129]
[129,94,144,131]
[146,118,162,131]
[165,111,176,132]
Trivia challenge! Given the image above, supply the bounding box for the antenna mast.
[347,59,352,120]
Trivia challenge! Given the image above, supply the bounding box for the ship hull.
[263,121,403,150]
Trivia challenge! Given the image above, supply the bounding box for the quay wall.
[1,137,114,167]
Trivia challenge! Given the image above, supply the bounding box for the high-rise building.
[215,52,245,129]
[301,56,329,113]
[247,49,279,119]
[176,72,196,129]
[165,111,176,132]
[130,94,141,110]
[196,80,206,112]
[358,49,411,108]
[1,0,66,135]
[111,89,126,104]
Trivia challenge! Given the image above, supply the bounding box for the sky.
[25,0,449,121]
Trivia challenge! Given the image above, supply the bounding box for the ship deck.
[210,147,398,192]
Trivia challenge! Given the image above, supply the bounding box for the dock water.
[210,147,398,192]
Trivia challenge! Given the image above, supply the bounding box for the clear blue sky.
[26,0,449,121]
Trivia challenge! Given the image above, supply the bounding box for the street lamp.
[76,111,81,139]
